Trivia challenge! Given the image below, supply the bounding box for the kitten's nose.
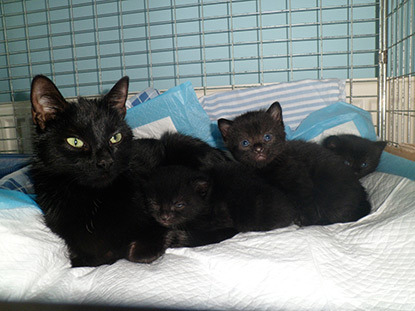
[160,214,171,222]
[254,144,264,153]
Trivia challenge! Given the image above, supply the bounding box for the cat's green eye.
[66,137,84,148]
[110,133,122,144]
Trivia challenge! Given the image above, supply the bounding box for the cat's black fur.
[130,132,230,178]
[144,165,238,248]
[144,164,296,243]
[30,75,167,267]
[322,134,386,179]
[208,162,297,232]
[218,102,371,226]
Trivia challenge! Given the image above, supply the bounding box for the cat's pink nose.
[254,144,264,153]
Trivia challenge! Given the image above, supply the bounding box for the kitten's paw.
[70,251,117,267]
[127,241,164,264]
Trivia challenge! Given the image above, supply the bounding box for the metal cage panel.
[381,0,415,143]
[0,0,413,153]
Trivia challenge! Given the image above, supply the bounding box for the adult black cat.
[322,134,386,179]
[218,102,371,226]
[144,164,296,243]
[30,75,166,267]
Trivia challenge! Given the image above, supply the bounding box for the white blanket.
[1,172,414,310]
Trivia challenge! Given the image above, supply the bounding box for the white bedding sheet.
[0,172,414,310]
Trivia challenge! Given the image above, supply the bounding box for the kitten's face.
[218,102,286,168]
[145,166,209,228]
[323,135,386,179]
[31,76,132,187]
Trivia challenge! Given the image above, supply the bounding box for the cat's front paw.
[127,241,165,264]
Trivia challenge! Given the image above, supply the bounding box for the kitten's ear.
[218,119,233,141]
[193,179,210,197]
[323,135,340,150]
[375,140,387,151]
[31,75,69,130]
[267,101,284,126]
[104,76,129,118]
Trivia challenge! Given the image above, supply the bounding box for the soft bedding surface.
[1,172,414,310]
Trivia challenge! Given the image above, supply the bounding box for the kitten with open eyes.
[144,164,296,246]
[322,134,386,179]
[218,101,371,226]
[30,75,166,267]
[144,165,238,248]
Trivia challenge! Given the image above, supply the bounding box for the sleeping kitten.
[30,75,166,267]
[130,132,230,178]
[144,164,296,245]
[218,102,371,226]
[160,132,231,171]
[322,134,386,179]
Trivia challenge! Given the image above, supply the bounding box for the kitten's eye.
[66,137,84,148]
[263,134,273,142]
[174,202,186,209]
[110,133,122,144]
[344,160,351,166]
[361,162,368,168]
[241,140,250,147]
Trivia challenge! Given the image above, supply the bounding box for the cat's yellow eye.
[110,133,122,144]
[66,137,84,148]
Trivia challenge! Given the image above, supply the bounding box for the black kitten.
[160,132,230,171]
[218,102,371,226]
[144,165,238,248]
[322,134,386,179]
[145,164,296,244]
[30,75,166,267]
[129,132,230,178]
[208,162,297,232]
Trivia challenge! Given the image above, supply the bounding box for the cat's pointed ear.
[218,119,233,142]
[104,76,129,118]
[31,75,69,130]
[267,101,284,125]
[193,179,210,197]
[322,135,340,150]
[375,140,387,151]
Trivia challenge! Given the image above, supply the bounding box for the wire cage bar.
[382,0,415,144]
[0,0,413,154]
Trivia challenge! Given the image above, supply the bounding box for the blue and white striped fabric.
[199,79,346,130]
[0,165,34,195]
[126,87,161,110]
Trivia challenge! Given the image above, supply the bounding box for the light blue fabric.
[0,189,40,211]
[377,151,415,180]
[126,81,217,147]
[286,101,377,141]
